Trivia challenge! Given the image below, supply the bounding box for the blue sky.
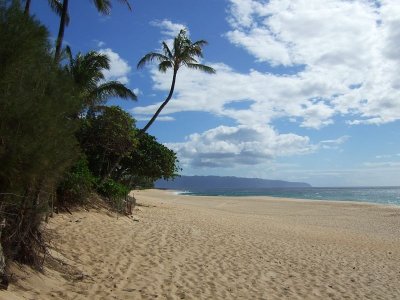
[31,0,400,187]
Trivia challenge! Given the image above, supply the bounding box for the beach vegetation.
[77,106,137,181]
[57,157,96,204]
[0,1,80,274]
[115,132,180,188]
[0,0,182,288]
[65,47,137,116]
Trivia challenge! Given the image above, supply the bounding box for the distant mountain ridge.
[155,175,311,190]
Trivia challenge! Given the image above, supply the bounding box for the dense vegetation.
[0,1,184,287]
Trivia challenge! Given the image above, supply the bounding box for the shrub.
[97,179,129,212]
[57,157,96,204]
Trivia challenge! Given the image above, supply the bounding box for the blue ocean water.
[181,187,400,206]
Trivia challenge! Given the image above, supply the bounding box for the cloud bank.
[133,2,400,172]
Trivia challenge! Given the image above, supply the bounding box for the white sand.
[1,189,400,299]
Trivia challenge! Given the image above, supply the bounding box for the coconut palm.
[137,29,216,133]
[54,0,131,61]
[24,0,68,22]
[65,47,136,113]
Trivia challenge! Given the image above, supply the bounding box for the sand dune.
[1,189,400,299]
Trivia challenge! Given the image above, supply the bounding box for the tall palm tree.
[65,47,137,113]
[54,0,131,61]
[24,0,68,21]
[137,29,216,133]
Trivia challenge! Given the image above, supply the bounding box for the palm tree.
[137,29,216,133]
[54,0,131,61]
[65,47,137,113]
[24,0,68,20]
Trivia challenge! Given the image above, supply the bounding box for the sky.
[31,0,400,187]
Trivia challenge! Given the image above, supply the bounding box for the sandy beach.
[1,189,400,299]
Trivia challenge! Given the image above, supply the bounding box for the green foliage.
[0,4,80,266]
[78,106,137,180]
[97,178,129,212]
[57,157,96,203]
[0,1,182,276]
[65,47,136,114]
[97,178,129,199]
[116,132,180,188]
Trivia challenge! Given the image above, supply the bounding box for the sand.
[1,189,400,299]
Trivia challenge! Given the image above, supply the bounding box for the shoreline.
[166,188,400,209]
[2,189,400,299]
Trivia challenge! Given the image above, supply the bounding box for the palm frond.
[92,0,112,15]
[89,81,137,104]
[67,50,111,92]
[82,51,110,71]
[158,60,173,73]
[192,40,208,48]
[162,42,173,59]
[117,0,132,10]
[137,52,169,69]
[185,63,216,74]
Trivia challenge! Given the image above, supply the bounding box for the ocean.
[180,186,400,206]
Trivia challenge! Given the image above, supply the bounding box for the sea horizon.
[174,186,400,206]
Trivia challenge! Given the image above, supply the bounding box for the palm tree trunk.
[140,68,178,134]
[24,0,32,15]
[54,0,69,62]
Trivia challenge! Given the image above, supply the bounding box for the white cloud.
[224,0,400,126]
[135,1,400,128]
[132,62,341,129]
[133,88,141,95]
[319,135,350,149]
[99,48,131,84]
[135,116,175,122]
[150,19,188,37]
[363,161,400,168]
[133,1,400,180]
[166,125,315,168]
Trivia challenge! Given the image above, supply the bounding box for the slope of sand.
[1,189,400,299]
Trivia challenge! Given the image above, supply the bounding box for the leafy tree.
[0,3,80,269]
[54,0,132,61]
[116,132,180,188]
[78,106,137,180]
[137,29,216,133]
[65,47,136,114]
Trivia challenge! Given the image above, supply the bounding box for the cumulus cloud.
[150,19,188,37]
[133,62,340,129]
[135,116,175,122]
[135,0,400,128]
[133,1,400,176]
[166,125,315,168]
[99,48,131,84]
[225,0,400,125]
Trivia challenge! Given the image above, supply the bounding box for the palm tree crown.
[65,47,137,113]
[54,0,131,61]
[137,29,215,133]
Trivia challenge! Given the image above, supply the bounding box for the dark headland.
[155,175,311,191]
